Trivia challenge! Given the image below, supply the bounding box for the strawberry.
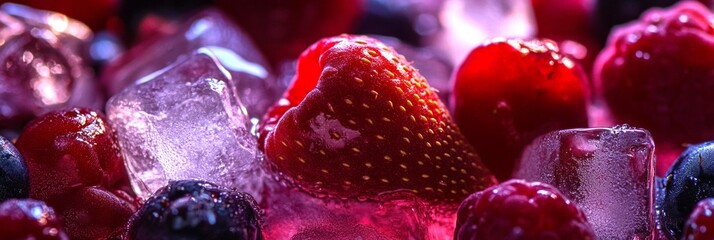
[260,35,497,203]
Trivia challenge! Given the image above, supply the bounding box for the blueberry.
[660,141,714,239]
[0,136,29,201]
[127,180,264,240]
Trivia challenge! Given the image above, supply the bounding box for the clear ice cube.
[106,49,258,199]
[0,4,102,132]
[514,126,655,239]
[100,8,279,122]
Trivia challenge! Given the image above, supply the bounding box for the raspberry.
[683,198,714,240]
[454,180,595,240]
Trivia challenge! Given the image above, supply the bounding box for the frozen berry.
[127,180,264,240]
[260,35,495,203]
[454,180,595,240]
[15,108,130,200]
[660,141,714,239]
[46,186,137,240]
[0,135,29,201]
[451,38,590,180]
[593,1,714,175]
[0,199,68,240]
[682,198,714,240]
[14,108,136,239]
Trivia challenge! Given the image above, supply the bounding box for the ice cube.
[106,49,259,199]
[1,3,93,54]
[514,126,655,239]
[0,5,102,132]
[432,0,536,65]
[101,8,279,122]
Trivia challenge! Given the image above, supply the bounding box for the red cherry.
[0,199,69,240]
[46,186,137,240]
[451,38,590,181]
[531,0,601,74]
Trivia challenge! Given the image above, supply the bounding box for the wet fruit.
[451,38,589,181]
[454,179,595,240]
[127,180,264,240]
[593,1,714,175]
[0,199,69,240]
[0,135,29,201]
[261,35,496,203]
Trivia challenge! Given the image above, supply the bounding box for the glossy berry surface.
[47,186,137,240]
[451,38,589,181]
[593,1,714,175]
[15,108,130,200]
[660,141,714,239]
[0,135,29,201]
[531,0,600,73]
[13,108,136,239]
[127,180,264,240]
[454,180,595,240]
[215,0,363,65]
[0,199,68,240]
[261,35,496,203]
[683,198,714,240]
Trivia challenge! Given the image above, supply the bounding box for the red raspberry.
[683,198,714,240]
[454,180,595,240]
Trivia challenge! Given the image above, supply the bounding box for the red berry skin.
[454,180,595,240]
[451,39,590,181]
[15,108,131,201]
[593,1,714,176]
[260,35,497,204]
[0,199,69,240]
[215,0,363,66]
[531,0,601,74]
[47,186,137,240]
[683,198,714,240]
